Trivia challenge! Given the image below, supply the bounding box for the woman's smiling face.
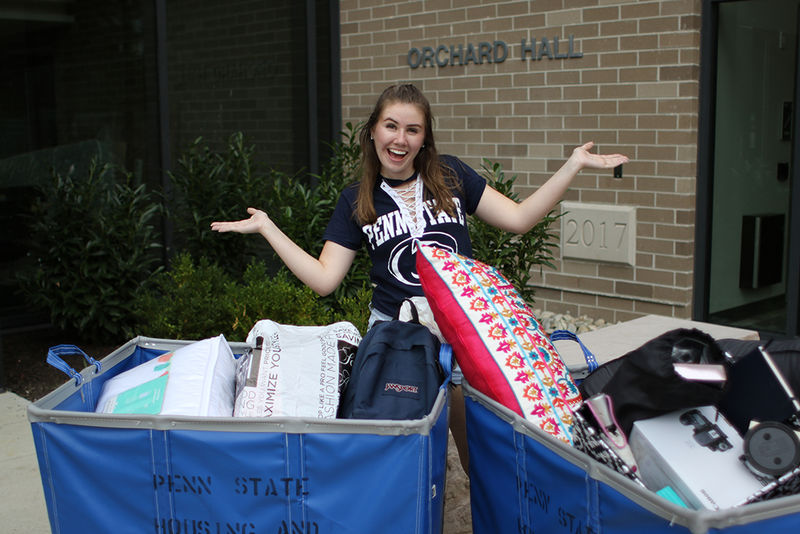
[371,101,426,180]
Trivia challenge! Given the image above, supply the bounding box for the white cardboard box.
[630,405,767,510]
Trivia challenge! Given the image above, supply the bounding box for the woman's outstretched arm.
[211,207,356,296]
[474,142,628,234]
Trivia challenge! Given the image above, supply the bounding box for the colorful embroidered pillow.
[416,243,581,444]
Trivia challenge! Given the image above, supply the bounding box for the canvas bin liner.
[28,336,452,534]
[463,379,800,534]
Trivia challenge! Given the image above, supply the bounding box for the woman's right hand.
[210,207,270,234]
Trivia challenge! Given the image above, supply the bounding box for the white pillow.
[95,334,236,417]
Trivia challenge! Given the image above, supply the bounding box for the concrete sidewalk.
[0,391,50,533]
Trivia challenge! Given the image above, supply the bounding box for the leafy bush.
[132,253,368,341]
[266,122,371,302]
[18,159,162,342]
[469,159,562,303]
[167,132,277,276]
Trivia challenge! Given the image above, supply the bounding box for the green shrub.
[267,122,371,303]
[131,253,234,340]
[225,261,335,340]
[468,159,562,304]
[167,132,277,276]
[132,253,345,341]
[18,159,162,342]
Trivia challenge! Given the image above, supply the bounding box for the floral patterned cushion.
[416,243,581,443]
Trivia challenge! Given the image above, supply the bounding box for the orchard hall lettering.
[407,36,582,69]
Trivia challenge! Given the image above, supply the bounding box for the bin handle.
[439,343,453,386]
[46,345,102,386]
[550,330,598,372]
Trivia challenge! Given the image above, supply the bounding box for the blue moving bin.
[28,337,451,534]
[463,380,800,534]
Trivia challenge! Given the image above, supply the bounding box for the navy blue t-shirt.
[323,155,487,316]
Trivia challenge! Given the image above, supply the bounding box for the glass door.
[706,0,799,335]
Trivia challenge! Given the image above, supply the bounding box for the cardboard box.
[630,405,767,510]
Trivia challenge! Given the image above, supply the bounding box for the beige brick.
[599,84,636,99]
[599,114,636,129]
[581,69,619,84]
[662,0,700,16]
[638,145,678,162]
[582,36,622,54]
[655,223,694,241]
[657,130,697,145]
[512,13,548,29]
[657,161,696,178]
[638,237,674,255]
[640,16,680,33]
[659,31,699,49]
[584,6,620,22]
[654,286,692,304]
[654,254,694,272]
[638,82,679,98]
[620,34,660,51]
[601,51,638,68]
[533,116,565,129]
[620,1,661,19]
[620,67,659,82]
[546,100,581,115]
[619,99,657,114]
[618,191,655,206]
[680,14,701,31]
[656,192,695,209]
[659,65,698,82]
[680,48,700,65]
[616,281,654,299]
[637,207,675,224]
[581,190,617,203]
[636,252,654,268]
[674,240,694,256]
[675,272,693,288]
[565,115,600,129]
[658,99,697,114]
[466,4,497,19]
[547,70,582,85]
[567,292,600,307]
[515,129,547,143]
[636,268,675,286]
[638,114,678,130]
[637,222,655,238]
[675,209,695,225]
[620,130,655,144]
[564,85,600,100]
[600,20,638,35]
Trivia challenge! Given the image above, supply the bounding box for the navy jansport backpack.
[339,320,447,420]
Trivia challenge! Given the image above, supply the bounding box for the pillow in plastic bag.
[234,320,361,418]
[95,334,236,417]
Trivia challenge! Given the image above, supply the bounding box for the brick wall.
[340,0,702,322]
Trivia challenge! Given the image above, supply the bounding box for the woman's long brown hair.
[354,84,459,225]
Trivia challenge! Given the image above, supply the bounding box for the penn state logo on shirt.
[389,233,458,286]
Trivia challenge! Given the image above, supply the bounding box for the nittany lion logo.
[388,233,458,286]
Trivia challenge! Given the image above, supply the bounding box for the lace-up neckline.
[380,173,425,237]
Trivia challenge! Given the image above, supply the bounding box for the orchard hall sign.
[407,36,582,69]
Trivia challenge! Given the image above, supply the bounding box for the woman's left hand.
[570,141,629,170]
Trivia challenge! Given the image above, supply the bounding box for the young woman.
[211,83,628,472]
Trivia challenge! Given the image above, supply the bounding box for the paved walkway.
[0,391,50,533]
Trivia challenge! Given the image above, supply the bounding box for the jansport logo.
[385,382,419,394]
